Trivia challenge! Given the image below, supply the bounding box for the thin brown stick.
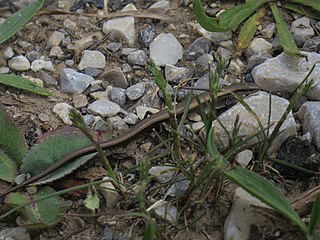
[291,185,320,216]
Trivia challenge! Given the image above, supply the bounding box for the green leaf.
[219,0,269,31]
[236,10,265,53]
[0,73,51,96]
[0,104,28,182]
[270,3,301,56]
[4,186,65,229]
[0,0,44,44]
[193,0,229,32]
[223,167,308,234]
[84,189,100,212]
[289,0,320,12]
[20,127,95,184]
[143,221,159,240]
[283,3,320,20]
[309,193,320,235]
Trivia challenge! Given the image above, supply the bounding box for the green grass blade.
[283,3,320,20]
[0,0,44,44]
[270,3,301,56]
[223,167,308,234]
[236,10,265,53]
[219,0,269,31]
[309,193,320,235]
[193,0,229,32]
[0,73,51,96]
[289,0,320,12]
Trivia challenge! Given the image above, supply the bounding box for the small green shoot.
[309,193,320,236]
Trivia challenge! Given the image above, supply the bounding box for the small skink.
[1,83,259,197]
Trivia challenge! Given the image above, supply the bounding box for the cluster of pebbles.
[1,0,320,239]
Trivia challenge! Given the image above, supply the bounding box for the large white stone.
[150,33,183,66]
[102,4,136,46]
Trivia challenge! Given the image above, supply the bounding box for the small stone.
[149,166,175,183]
[65,59,75,67]
[102,4,137,46]
[63,19,77,29]
[127,50,148,66]
[126,82,145,100]
[123,112,138,125]
[110,87,127,106]
[149,0,170,9]
[102,67,128,88]
[93,116,109,131]
[112,118,129,131]
[121,47,136,55]
[38,71,57,86]
[8,55,30,71]
[60,68,94,94]
[196,54,214,70]
[188,112,202,122]
[0,67,9,73]
[166,178,190,197]
[0,227,30,240]
[121,63,132,73]
[302,36,320,53]
[77,50,106,70]
[150,33,183,66]
[3,47,14,60]
[260,23,276,39]
[30,59,47,72]
[38,113,49,122]
[186,121,204,132]
[244,37,273,58]
[246,53,272,72]
[90,91,109,100]
[164,64,193,82]
[106,42,122,52]
[17,40,32,49]
[228,58,245,75]
[47,31,65,47]
[15,174,27,185]
[153,201,177,224]
[136,106,159,120]
[108,0,136,11]
[235,149,253,167]
[49,46,64,57]
[83,114,95,125]
[73,94,88,108]
[100,177,120,209]
[139,25,156,47]
[185,37,211,60]
[101,226,128,240]
[84,67,102,77]
[215,47,232,62]
[290,17,314,47]
[88,100,121,117]
[190,22,232,44]
[53,103,76,125]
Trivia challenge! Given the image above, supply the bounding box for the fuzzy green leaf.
[5,186,64,229]
[20,127,95,183]
[0,0,44,44]
[0,73,51,96]
[84,190,100,212]
[237,10,265,53]
[0,104,28,182]
[270,3,301,56]
[223,167,308,234]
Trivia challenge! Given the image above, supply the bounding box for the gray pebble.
[38,71,57,86]
[127,50,148,66]
[139,25,156,47]
[110,87,127,106]
[65,59,75,67]
[60,68,94,94]
[47,31,65,47]
[123,112,138,125]
[102,67,128,88]
[8,55,30,71]
[106,42,122,52]
[73,94,88,108]
[0,67,9,73]
[164,64,193,82]
[121,63,132,73]
[185,37,211,60]
[84,67,103,77]
[83,114,95,125]
[88,100,121,117]
[3,47,14,60]
[17,40,32,49]
[25,50,40,62]
[78,50,106,70]
[0,227,30,240]
[126,82,145,100]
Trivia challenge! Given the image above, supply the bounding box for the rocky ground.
[0,0,320,239]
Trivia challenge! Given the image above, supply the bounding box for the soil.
[0,0,319,239]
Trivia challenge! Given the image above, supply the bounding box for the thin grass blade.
[223,167,308,234]
[283,3,320,20]
[0,0,44,44]
[0,73,51,96]
[309,193,320,235]
[289,0,320,12]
